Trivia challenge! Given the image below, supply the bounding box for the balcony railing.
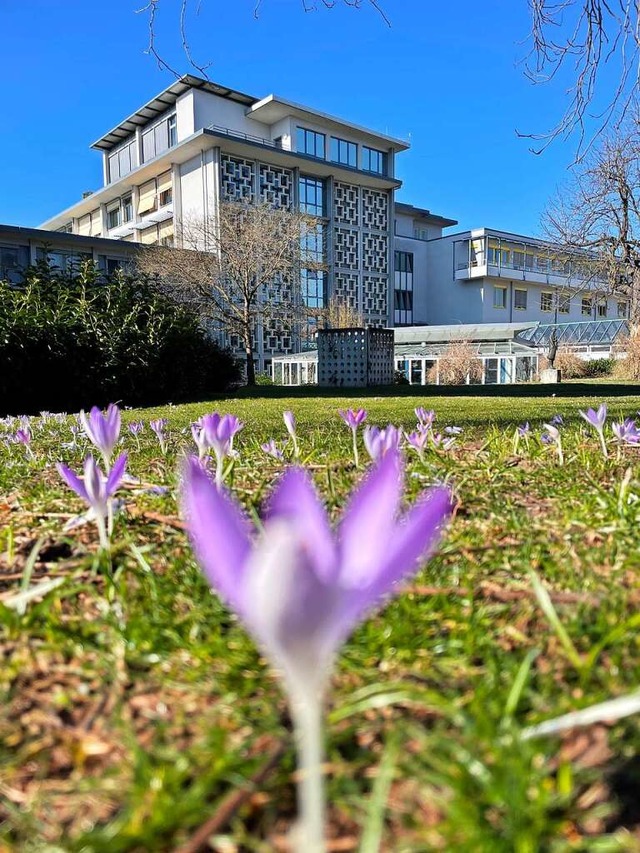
[207,124,287,150]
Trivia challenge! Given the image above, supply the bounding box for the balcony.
[135,203,174,229]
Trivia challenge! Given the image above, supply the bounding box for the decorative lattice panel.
[333,182,359,226]
[263,316,293,354]
[220,155,255,201]
[362,274,388,322]
[367,328,395,385]
[317,328,394,387]
[363,233,388,274]
[334,228,359,270]
[362,189,389,231]
[333,272,360,309]
[259,164,292,208]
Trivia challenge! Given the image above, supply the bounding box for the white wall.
[175,91,195,140]
[179,154,206,222]
[193,90,270,139]
[425,234,485,324]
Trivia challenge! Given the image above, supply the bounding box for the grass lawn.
[3,386,640,851]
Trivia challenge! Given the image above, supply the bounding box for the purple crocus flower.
[405,429,430,461]
[444,426,462,436]
[150,418,168,455]
[363,425,402,462]
[550,414,564,426]
[580,403,608,458]
[542,422,564,464]
[261,439,285,461]
[339,408,368,467]
[57,453,127,549]
[517,422,530,438]
[283,410,299,457]
[415,408,436,429]
[79,404,121,466]
[201,413,244,487]
[128,421,144,436]
[15,427,34,459]
[181,450,452,850]
[431,432,456,451]
[612,418,640,445]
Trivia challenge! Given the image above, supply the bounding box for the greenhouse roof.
[394,322,537,344]
[516,319,628,347]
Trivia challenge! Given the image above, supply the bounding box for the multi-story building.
[39,74,418,373]
[425,227,627,326]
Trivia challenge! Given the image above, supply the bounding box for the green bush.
[0,262,240,415]
[582,357,614,377]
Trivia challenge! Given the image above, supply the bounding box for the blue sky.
[0,0,605,234]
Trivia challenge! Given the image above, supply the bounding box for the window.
[301,269,326,308]
[558,294,570,314]
[493,285,507,309]
[36,248,91,273]
[581,296,593,316]
[514,288,527,310]
[540,291,553,312]
[394,251,413,274]
[56,222,73,234]
[597,300,608,317]
[138,179,157,215]
[107,204,121,230]
[414,227,430,241]
[0,244,29,284]
[299,176,325,216]
[394,289,413,325]
[158,170,173,207]
[362,146,386,175]
[108,139,137,183]
[142,114,177,163]
[330,136,357,167]
[297,127,325,159]
[122,195,133,223]
[618,301,628,319]
[168,114,177,147]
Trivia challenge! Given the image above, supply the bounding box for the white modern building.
[40,75,440,373]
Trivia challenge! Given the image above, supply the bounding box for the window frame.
[513,288,528,310]
[330,136,357,167]
[540,291,554,313]
[296,127,326,159]
[493,285,507,309]
[362,145,386,175]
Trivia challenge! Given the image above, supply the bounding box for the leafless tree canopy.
[525,0,640,156]
[137,200,319,384]
[136,0,389,78]
[544,119,640,321]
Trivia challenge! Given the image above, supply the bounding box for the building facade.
[39,75,420,373]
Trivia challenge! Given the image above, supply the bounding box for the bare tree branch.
[137,0,390,79]
[522,0,640,159]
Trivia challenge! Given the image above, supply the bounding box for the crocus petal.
[57,463,89,502]
[266,467,337,582]
[367,486,453,600]
[242,519,341,691]
[283,410,296,437]
[338,450,403,588]
[106,453,128,496]
[182,457,253,616]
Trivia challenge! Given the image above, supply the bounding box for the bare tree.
[137,200,318,384]
[525,1,640,156]
[136,0,389,78]
[544,120,640,323]
[324,294,365,328]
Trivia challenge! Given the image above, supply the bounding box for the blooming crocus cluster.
[14,427,33,459]
[541,422,564,465]
[150,418,168,455]
[612,418,640,445]
[79,403,121,466]
[261,439,285,461]
[513,422,530,454]
[196,413,244,487]
[57,453,127,550]
[338,408,367,467]
[363,424,401,462]
[283,410,299,457]
[415,407,436,429]
[580,403,608,458]
[405,429,430,461]
[181,449,452,851]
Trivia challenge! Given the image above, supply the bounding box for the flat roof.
[0,223,138,254]
[92,75,258,151]
[394,322,538,344]
[395,202,457,228]
[247,94,410,150]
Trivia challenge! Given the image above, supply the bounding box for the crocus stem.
[290,686,326,853]
[557,442,564,466]
[293,436,300,458]
[351,428,359,468]
[598,430,608,459]
[215,451,224,490]
[96,513,110,552]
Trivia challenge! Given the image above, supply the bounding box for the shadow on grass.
[234,382,640,400]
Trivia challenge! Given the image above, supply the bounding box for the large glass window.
[0,244,29,284]
[142,114,177,163]
[107,204,121,230]
[540,291,553,312]
[299,176,325,216]
[297,127,325,159]
[302,224,324,264]
[362,146,386,175]
[330,136,357,167]
[394,289,413,325]
[122,195,133,223]
[301,269,326,309]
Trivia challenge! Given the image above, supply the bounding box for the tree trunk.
[243,310,256,386]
